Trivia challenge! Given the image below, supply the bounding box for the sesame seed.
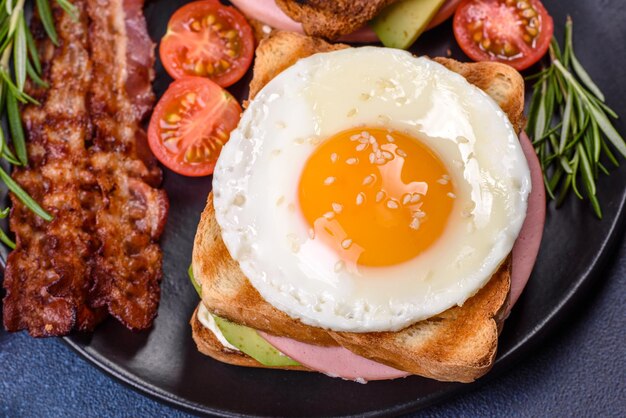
[437,178,449,185]
[369,153,375,164]
[324,176,335,186]
[402,194,411,205]
[447,192,457,199]
[409,218,420,230]
[382,151,393,160]
[276,196,285,206]
[341,239,352,249]
[350,134,362,141]
[288,203,296,212]
[275,121,286,129]
[396,149,407,158]
[361,131,370,138]
[356,192,365,206]
[414,210,426,218]
[360,93,371,101]
[410,194,421,203]
[332,203,343,213]
[346,157,358,165]
[376,191,385,202]
[347,108,357,117]
[334,260,345,273]
[271,149,281,156]
[378,114,391,123]
[309,137,321,145]
[356,143,367,152]
[308,228,316,239]
[359,137,369,144]
[295,137,305,145]
[387,200,399,209]
[375,158,386,165]
[362,175,374,186]
[443,174,450,180]
[323,211,335,220]
[369,137,376,144]
[386,134,395,142]
[330,153,338,163]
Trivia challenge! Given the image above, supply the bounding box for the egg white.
[213,47,530,332]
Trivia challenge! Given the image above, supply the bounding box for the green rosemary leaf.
[601,138,619,167]
[598,162,610,176]
[571,52,605,103]
[590,102,626,158]
[13,11,26,91]
[570,152,583,200]
[562,16,573,67]
[556,173,572,206]
[36,0,58,46]
[55,0,77,20]
[0,227,16,249]
[24,16,41,74]
[7,90,26,165]
[559,84,573,153]
[0,166,52,221]
[26,59,47,87]
[578,143,596,196]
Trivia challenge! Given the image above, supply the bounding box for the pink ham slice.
[260,132,546,381]
[507,131,546,317]
[260,332,410,381]
[229,0,462,43]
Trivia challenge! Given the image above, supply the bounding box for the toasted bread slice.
[248,31,348,103]
[192,31,524,382]
[329,259,510,382]
[191,304,309,371]
[275,0,396,40]
[193,199,337,346]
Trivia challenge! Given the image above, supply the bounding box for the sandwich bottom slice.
[191,31,525,383]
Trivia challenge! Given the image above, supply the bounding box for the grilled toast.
[192,31,525,382]
[275,0,396,40]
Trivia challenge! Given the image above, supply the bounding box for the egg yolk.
[298,128,455,267]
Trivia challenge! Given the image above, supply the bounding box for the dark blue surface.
[2,237,625,417]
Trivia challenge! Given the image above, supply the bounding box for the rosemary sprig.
[0,0,77,246]
[526,17,625,218]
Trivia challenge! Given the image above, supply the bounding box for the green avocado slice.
[188,265,202,297]
[189,266,300,367]
[213,315,301,367]
[371,0,447,49]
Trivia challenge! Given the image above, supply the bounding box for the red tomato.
[147,77,242,177]
[160,0,254,87]
[453,0,553,71]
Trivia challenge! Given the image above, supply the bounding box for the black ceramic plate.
[10,0,626,416]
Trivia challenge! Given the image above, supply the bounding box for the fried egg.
[213,47,530,332]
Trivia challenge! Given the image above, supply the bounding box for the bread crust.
[192,31,526,382]
[191,305,309,371]
[274,0,397,40]
[192,197,338,346]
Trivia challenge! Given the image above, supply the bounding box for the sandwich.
[190,30,544,383]
[230,0,464,47]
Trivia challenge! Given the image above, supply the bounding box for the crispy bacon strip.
[86,0,168,330]
[3,2,106,336]
[2,0,168,336]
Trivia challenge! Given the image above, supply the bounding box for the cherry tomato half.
[147,77,242,177]
[453,0,553,71]
[160,0,254,87]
